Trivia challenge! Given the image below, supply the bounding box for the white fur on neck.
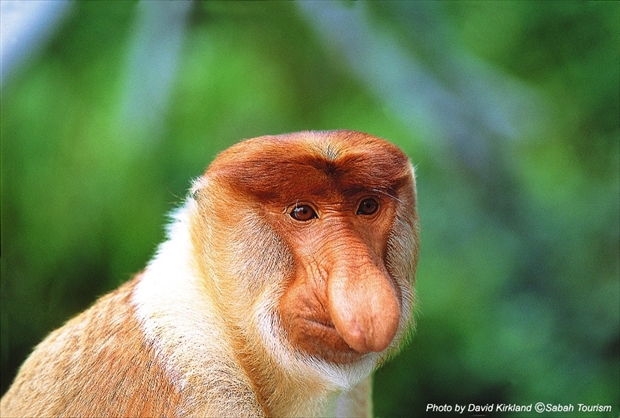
[131,199,230,390]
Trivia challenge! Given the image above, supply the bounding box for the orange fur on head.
[1,130,419,418]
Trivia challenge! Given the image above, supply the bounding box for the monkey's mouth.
[302,318,365,363]
[280,304,365,363]
[308,318,335,330]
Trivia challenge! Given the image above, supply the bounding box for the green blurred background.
[1,2,618,416]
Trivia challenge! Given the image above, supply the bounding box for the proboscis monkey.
[1,130,419,418]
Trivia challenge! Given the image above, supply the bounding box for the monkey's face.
[274,191,403,363]
[196,131,419,370]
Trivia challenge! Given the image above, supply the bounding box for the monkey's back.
[0,277,183,418]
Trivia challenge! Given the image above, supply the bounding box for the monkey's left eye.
[357,198,379,215]
[290,205,317,221]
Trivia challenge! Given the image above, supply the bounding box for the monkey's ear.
[189,176,209,200]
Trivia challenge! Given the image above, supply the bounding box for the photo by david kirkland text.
[426,403,613,414]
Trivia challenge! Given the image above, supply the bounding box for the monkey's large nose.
[326,253,401,354]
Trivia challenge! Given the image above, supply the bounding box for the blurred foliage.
[1,2,618,417]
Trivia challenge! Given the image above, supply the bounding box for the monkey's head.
[190,130,419,389]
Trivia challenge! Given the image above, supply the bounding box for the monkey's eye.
[290,205,317,221]
[357,198,379,215]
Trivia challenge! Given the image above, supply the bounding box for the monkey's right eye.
[290,205,317,222]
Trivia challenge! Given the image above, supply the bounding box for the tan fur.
[1,130,419,417]
[0,277,184,417]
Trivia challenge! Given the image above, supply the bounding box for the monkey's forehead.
[203,131,414,201]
